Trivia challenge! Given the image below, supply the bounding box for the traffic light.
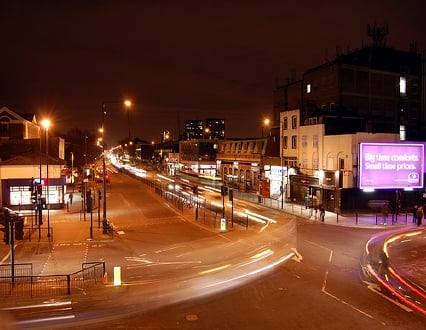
[86,190,92,213]
[228,188,233,201]
[14,216,24,240]
[31,191,37,207]
[221,185,228,196]
[41,197,47,209]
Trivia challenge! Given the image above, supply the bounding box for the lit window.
[292,115,297,129]
[400,125,406,141]
[291,136,297,149]
[307,84,311,93]
[400,77,406,95]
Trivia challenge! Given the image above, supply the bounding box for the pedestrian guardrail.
[0,261,105,298]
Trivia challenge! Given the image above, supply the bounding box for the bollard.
[114,266,121,286]
[220,218,227,231]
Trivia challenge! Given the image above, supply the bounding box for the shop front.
[289,174,322,209]
[2,177,67,211]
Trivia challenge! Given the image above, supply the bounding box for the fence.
[0,261,105,298]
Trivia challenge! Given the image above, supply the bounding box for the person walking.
[412,205,418,224]
[416,206,423,226]
[320,207,325,222]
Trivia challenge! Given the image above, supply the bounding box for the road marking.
[306,240,384,324]
[291,247,303,262]
[364,281,413,312]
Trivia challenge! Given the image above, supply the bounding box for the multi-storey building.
[274,46,425,140]
[274,42,426,211]
[183,118,225,140]
[179,139,219,177]
[183,120,204,140]
[205,118,225,139]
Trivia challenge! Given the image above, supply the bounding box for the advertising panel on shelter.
[359,143,424,189]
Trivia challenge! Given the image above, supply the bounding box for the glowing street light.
[124,99,132,140]
[262,118,270,138]
[41,119,51,238]
[101,99,133,233]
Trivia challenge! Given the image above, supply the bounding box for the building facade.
[0,107,66,210]
[273,43,426,212]
[274,46,425,141]
[178,139,219,177]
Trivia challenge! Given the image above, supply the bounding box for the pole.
[127,110,131,140]
[102,103,108,233]
[7,212,15,286]
[90,190,93,239]
[281,159,284,209]
[98,190,101,228]
[38,134,42,240]
[46,127,50,238]
[71,152,74,192]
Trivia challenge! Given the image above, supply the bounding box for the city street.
[0,169,425,329]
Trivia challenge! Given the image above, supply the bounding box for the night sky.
[1,1,425,146]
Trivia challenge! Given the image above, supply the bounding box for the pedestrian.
[382,204,389,225]
[412,205,418,224]
[416,206,423,226]
[320,207,325,222]
[69,193,73,205]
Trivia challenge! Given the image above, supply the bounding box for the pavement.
[0,186,425,316]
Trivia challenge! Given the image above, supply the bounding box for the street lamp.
[124,99,132,140]
[101,100,132,232]
[41,119,51,238]
[262,118,270,138]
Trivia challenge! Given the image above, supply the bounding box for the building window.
[400,76,406,96]
[283,136,288,149]
[313,135,318,148]
[312,157,319,170]
[291,135,297,149]
[307,83,311,93]
[0,123,9,134]
[400,125,406,141]
[283,117,288,130]
[291,115,297,129]
[301,135,307,148]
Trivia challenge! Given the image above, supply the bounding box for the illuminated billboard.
[359,143,424,189]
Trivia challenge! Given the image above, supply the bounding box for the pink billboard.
[359,143,424,189]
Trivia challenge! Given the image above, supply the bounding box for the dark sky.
[1,1,425,146]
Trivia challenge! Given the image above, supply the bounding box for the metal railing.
[0,261,105,297]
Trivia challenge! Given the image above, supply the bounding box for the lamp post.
[124,99,132,140]
[38,127,43,239]
[70,152,74,192]
[262,118,270,138]
[41,119,51,238]
[101,100,132,232]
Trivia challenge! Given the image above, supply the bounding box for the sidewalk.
[0,193,113,276]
